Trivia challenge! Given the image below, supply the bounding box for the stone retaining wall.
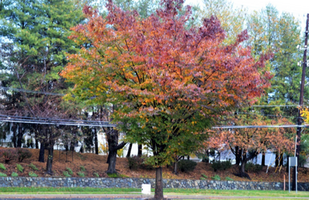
[0,177,308,191]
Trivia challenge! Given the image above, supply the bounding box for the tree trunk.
[12,124,17,148]
[235,146,241,165]
[17,124,23,148]
[173,160,178,175]
[105,128,126,174]
[275,152,279,167]
[238,154,251,180]
[280,153,283,166]
[35,139,39,149]
[262,152,265,166]
[106,148,117,174]
[154,166,164,200]
[126,143,132,158]
[38,142,45,162]
[94,128,99,155]
[138,144,142,157]
[46,144,54,174]
[286,155,289,173]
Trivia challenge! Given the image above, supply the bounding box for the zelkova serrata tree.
[61,0,272,199]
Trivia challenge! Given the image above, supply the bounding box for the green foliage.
[93,172,99,178]
[0,172,7,177]
[211,174,221,181]
[11,172,18,177]
[66,167,73,175]
[29,163,38,171]
[80,166,86,172]
[16,164,24,173]
[201,173,208,179]
[28,171,38,177]
[17,148,32,162]
[77,172,85,177]
[211,160,232,172]
[225,177,234,181]
[0,163,6,171]
[63,171,71,177]
[245,163,263,173]
[177,160,197,173]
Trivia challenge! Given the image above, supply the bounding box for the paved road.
[0,194,309,200]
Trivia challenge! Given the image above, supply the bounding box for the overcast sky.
[185,0,309,30]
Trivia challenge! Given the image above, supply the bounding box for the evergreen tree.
[0,0,84,174]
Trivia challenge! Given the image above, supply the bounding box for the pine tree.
[0,0,84,174]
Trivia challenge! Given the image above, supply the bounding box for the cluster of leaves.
[77,172,85,177]
[28,171,38,177]
[29,163,38,171]
[17,148,32,162]
[211,160,232,172]
[93,172,100,178]
[80,166,86,172]
[127,156,154,170]
[0,163,6,171]
[16,164,24,173]
[177,160,197,173]
[245,163,263,173]
[65,167,73,176]
[63,171,71,177]
[0,172,7,177]
[211,174,221,181]
[11,172,18,177]
[0,149,18,163]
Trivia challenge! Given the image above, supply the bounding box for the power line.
[0,87,65,96]
[0,115,114,127]
[0,114,305,129]
[212,124,307,129]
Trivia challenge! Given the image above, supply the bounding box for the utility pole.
[293,13,309,190]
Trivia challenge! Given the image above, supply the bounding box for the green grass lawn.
[0,187,308,198]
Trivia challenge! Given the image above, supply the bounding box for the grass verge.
[0,187,308,198]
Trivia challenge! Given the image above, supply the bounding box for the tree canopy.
[62,0,272,198]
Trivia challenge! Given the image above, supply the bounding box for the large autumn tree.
[62,0,272,199]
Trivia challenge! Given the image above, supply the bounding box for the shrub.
[245,163,263,173]
[63,171,71,177]
[225,177,234,181]
[212,174,221,181]
[0,148,18,163]
[201,173,208,179]
[0,172,7,177]
[28,171,38,177]
[178,160,197,173]
[66,167,73,175]
[211,160,232,172]
[77,172,85,177]
[80,166,86,171]
[0,163,6,171]
[16,164,24,172]
[127,156,143,170]
[11,172,18,177]
[29,163,38,171]
[93,172,99,178]
[16,148,32,162]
